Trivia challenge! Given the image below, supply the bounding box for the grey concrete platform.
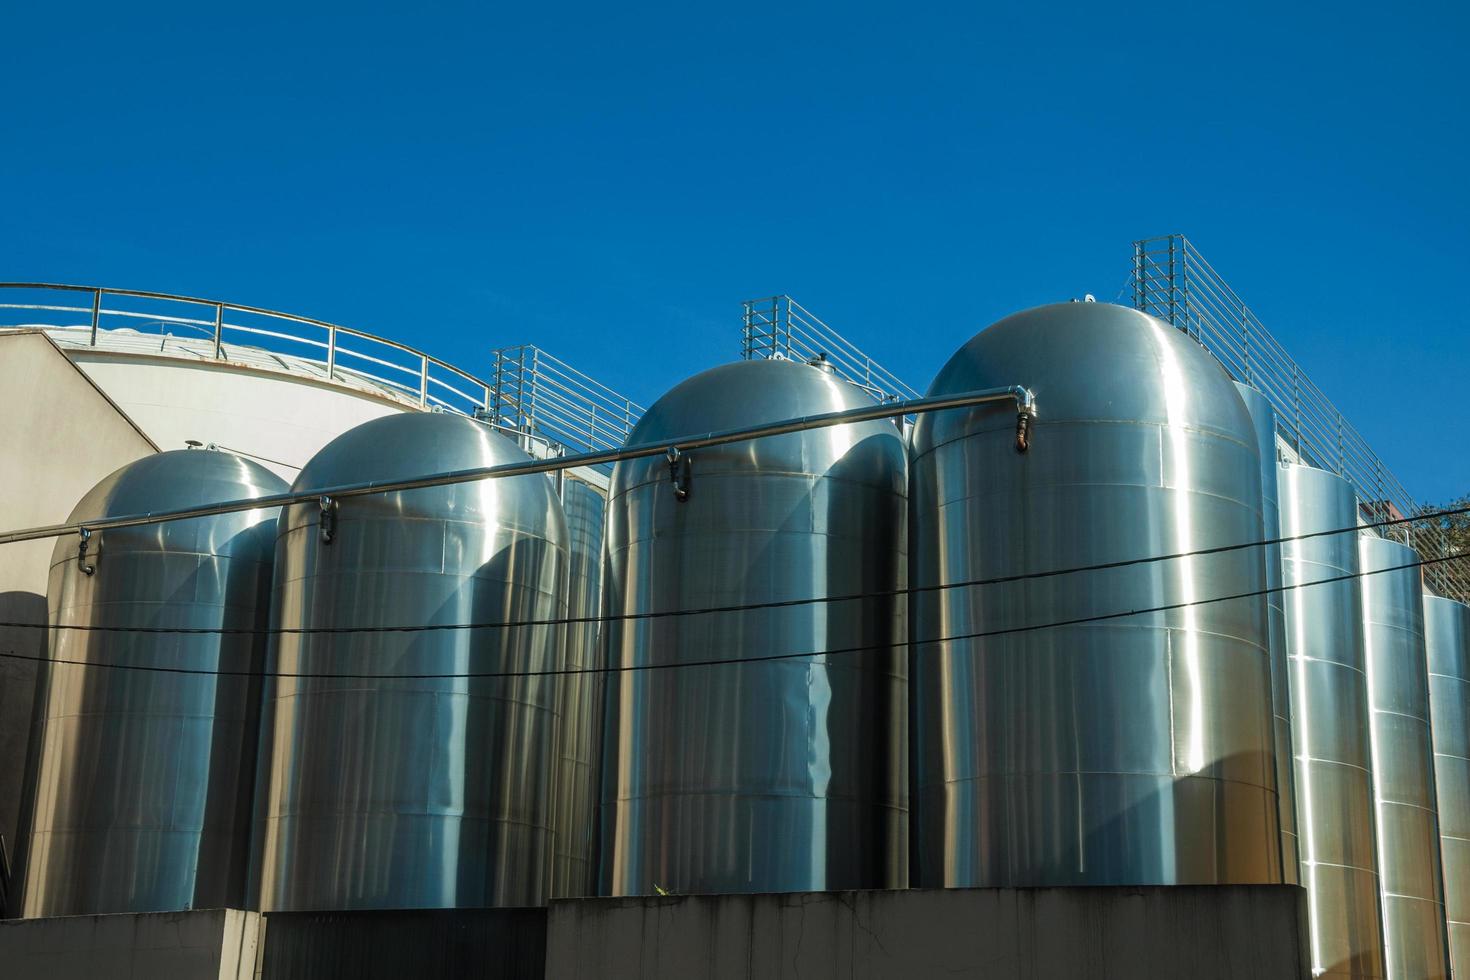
[0,908,258,980]
[0,885,1308,979]
[546,885,1310,980]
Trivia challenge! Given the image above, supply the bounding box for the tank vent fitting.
[318,496,339,545]
[666,447,692,502]
[807,353,837,375]
[1015,411,1033,453]
[77,527,96,576]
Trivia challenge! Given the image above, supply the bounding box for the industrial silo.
[910,301,1280,887]
[551,475,606,897]
[1280,464,1384,980]
[1425,595,1470,977]
[599,358,908,895]
[252,412,569,911]
[1359,536,1450,979]
[24,449,286,916]
[1234,381,1300,883]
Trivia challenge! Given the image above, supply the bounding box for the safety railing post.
[327,327,337,381]
[1336,413,1344,475]
[89,289,101,346]
[213,304,224,359]
[419,354,429,407]
[1167,238,1177,327]
[1132,241,1145,311]
[1292,363,1302,455]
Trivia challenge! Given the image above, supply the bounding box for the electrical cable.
[0,503,1465,637]
[0,550,1461,681]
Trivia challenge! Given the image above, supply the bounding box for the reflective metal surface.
[1280,464,1385,980]
[910,302,1279,888]
[551,476,606,898]
[1425,596,1470,978]
[24,449,286,916]
[253,412,569,911]
[1236,380,1301,884]
[1359,536,1450,979]
[599,359,908,895]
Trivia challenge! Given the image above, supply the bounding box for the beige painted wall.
[0,331,156,910]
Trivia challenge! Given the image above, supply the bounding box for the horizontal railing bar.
[0,385,1036,545]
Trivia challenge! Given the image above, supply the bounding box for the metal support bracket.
[666,447,691,502]
[77,527,96,575]
[318,496,338,545]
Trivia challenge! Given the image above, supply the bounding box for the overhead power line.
[1,503,1465,638]
[0,551,1462,681]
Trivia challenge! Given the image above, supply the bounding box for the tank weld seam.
[932,482,1267,513]
[1295,758,1372,775]
[1299,859,1379,873]
[1375,799,1443,816]
[609,469,906,502]
[267,691,560,710]
[267,811,554,828]
[914,417,1258,460]
[605,791,906,806]
[1362,621,1429,640]
[916,772,1277,791]
[1287,656,1368,677]
[1370,707,1433,724]
[1379,892,1446,905]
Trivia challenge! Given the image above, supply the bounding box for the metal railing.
[0,283,493,417]
[1132,235,1469,601]
[741,295,921,403]
[489,345,643,464]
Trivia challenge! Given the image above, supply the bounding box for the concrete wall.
[0,886,1310,978]
[70,351,411,478]
[256,909,547,980]
[0,908,258,980]
[0,331,157,913]
[546,886,1310,980]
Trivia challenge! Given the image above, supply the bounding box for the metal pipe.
[0,385,1037,546]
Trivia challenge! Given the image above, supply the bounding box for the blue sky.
[4,2,1466,500]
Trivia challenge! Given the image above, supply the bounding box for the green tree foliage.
[1415,494,1470,558]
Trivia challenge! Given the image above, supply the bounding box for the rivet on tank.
[909,301,1281,888]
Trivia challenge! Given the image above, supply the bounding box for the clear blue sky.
[4,2,1466,500]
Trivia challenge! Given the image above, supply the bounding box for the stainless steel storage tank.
[252,412,569,911]
[1235,380,1300,884]
[910,302,1279,888]
[1280,463,1384,980]
[599,358,908,895]
[551,475,606,898]
[1359,536,1450,980]
[24,449,286,916]
[1425,595,1470,978]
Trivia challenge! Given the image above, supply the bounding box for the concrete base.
[0,908,258,980]
[0,886,1308,979]
[546,886,1310,980]
[257,908,546,980]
